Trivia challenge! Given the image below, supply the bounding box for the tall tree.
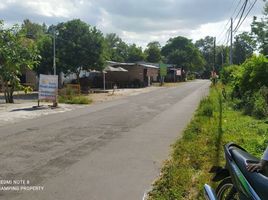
[35,34,53,75]
[251,2,268,56]
[104,33,129,62]
[145,41,162,63]
[20,19,54,75]
[162,36,205,72]
[56,19,105,83]
[21,19,47,40]
[233,32,256,65]
[195,36,214,70]
[126,44,145,62]
[0,21,39,103]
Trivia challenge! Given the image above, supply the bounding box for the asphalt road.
[0,80,210,200]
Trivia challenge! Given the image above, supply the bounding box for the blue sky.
[0,0,266,48]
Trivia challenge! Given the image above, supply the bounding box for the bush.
[222,55,268,118]
[220,65,240,85]
[239,55,268,94]
[187,73,196,80]
[199,97,213,117]
[252,87,268,119]
[148,85,268,200]
[59,95,92,104]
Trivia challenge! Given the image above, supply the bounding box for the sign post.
[159,63,167,86]
[38,74,58,107]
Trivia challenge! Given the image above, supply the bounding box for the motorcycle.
[204,142,268,200]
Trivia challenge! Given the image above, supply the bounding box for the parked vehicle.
[204,142,268,200]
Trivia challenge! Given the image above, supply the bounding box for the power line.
[233,0,257,34]
[231,0,243,19]
[216,0,244,45]
[233,0,248,32]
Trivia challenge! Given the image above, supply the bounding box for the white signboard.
[38,74,58,101]
[176,69,182,76]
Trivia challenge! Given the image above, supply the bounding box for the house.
[106,61,159,88]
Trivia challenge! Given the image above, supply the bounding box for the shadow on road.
[0,93,38,100]
[10,106,49,112]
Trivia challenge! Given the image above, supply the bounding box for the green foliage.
[251,2,268,55]
[0,21,39,103]
[145,41,162,63]
[148,86,268,200]
[239,55,268,94]
[56,19,105,81]
[22,85,33,94]
[220,65,241,85]
[195,36,214,70]
[161,36,205,72]
[59,95,91,104]
[221,55,268,118]
[35,34,53,74]
[59,86,91,104]
[252,88,268,119]
[199,97,214,117]
[21,19,47,40]
[186,73,196,81]
[233,32,256,65]
[126,44,145,62]
[104,33,129,62]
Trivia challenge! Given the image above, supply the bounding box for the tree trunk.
[76,70,81,85]
[4,82,14,103]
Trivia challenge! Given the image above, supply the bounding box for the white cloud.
[0,0,266,48]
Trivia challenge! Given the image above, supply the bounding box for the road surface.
[0,80,210,200]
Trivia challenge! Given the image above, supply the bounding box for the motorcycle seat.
[230,146,268,199]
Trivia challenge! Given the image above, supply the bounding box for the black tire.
[216,177,239,200]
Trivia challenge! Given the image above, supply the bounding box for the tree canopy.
[126,44,145,62]
[162,36,205,71]
[104,33,129,62]
[233,32,256,65]
[251,2,268,56]
[56,19,105,82]
[0,21,39,103]
[145,41,162,63]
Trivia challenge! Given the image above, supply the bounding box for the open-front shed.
[105,61,159,88]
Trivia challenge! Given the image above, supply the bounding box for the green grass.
[148,85,268,200]
[58,95,92,104]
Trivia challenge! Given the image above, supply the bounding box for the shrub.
[239,55,268,94]
[223,55,268,118]
[252,87,268,119]
[187,73,196,80]
[199,97,213,117]
[59,95,92,104]
[220,65,240,85]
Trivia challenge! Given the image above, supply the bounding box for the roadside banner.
[38,74,58,101]
[159,63,167,77]
[176,69,182,76]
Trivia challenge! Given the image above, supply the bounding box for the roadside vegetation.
[148,86,268,200]
[148,54,268,200]
[58,87,92,105]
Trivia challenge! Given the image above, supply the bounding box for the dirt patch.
[90,87,160,103]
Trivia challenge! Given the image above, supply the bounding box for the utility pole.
[230,17,233,65]
[53,27,58,107]
[53,28,56,75]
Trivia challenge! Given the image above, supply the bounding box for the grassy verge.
[58,95,92,104]
[148,85,268,200]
